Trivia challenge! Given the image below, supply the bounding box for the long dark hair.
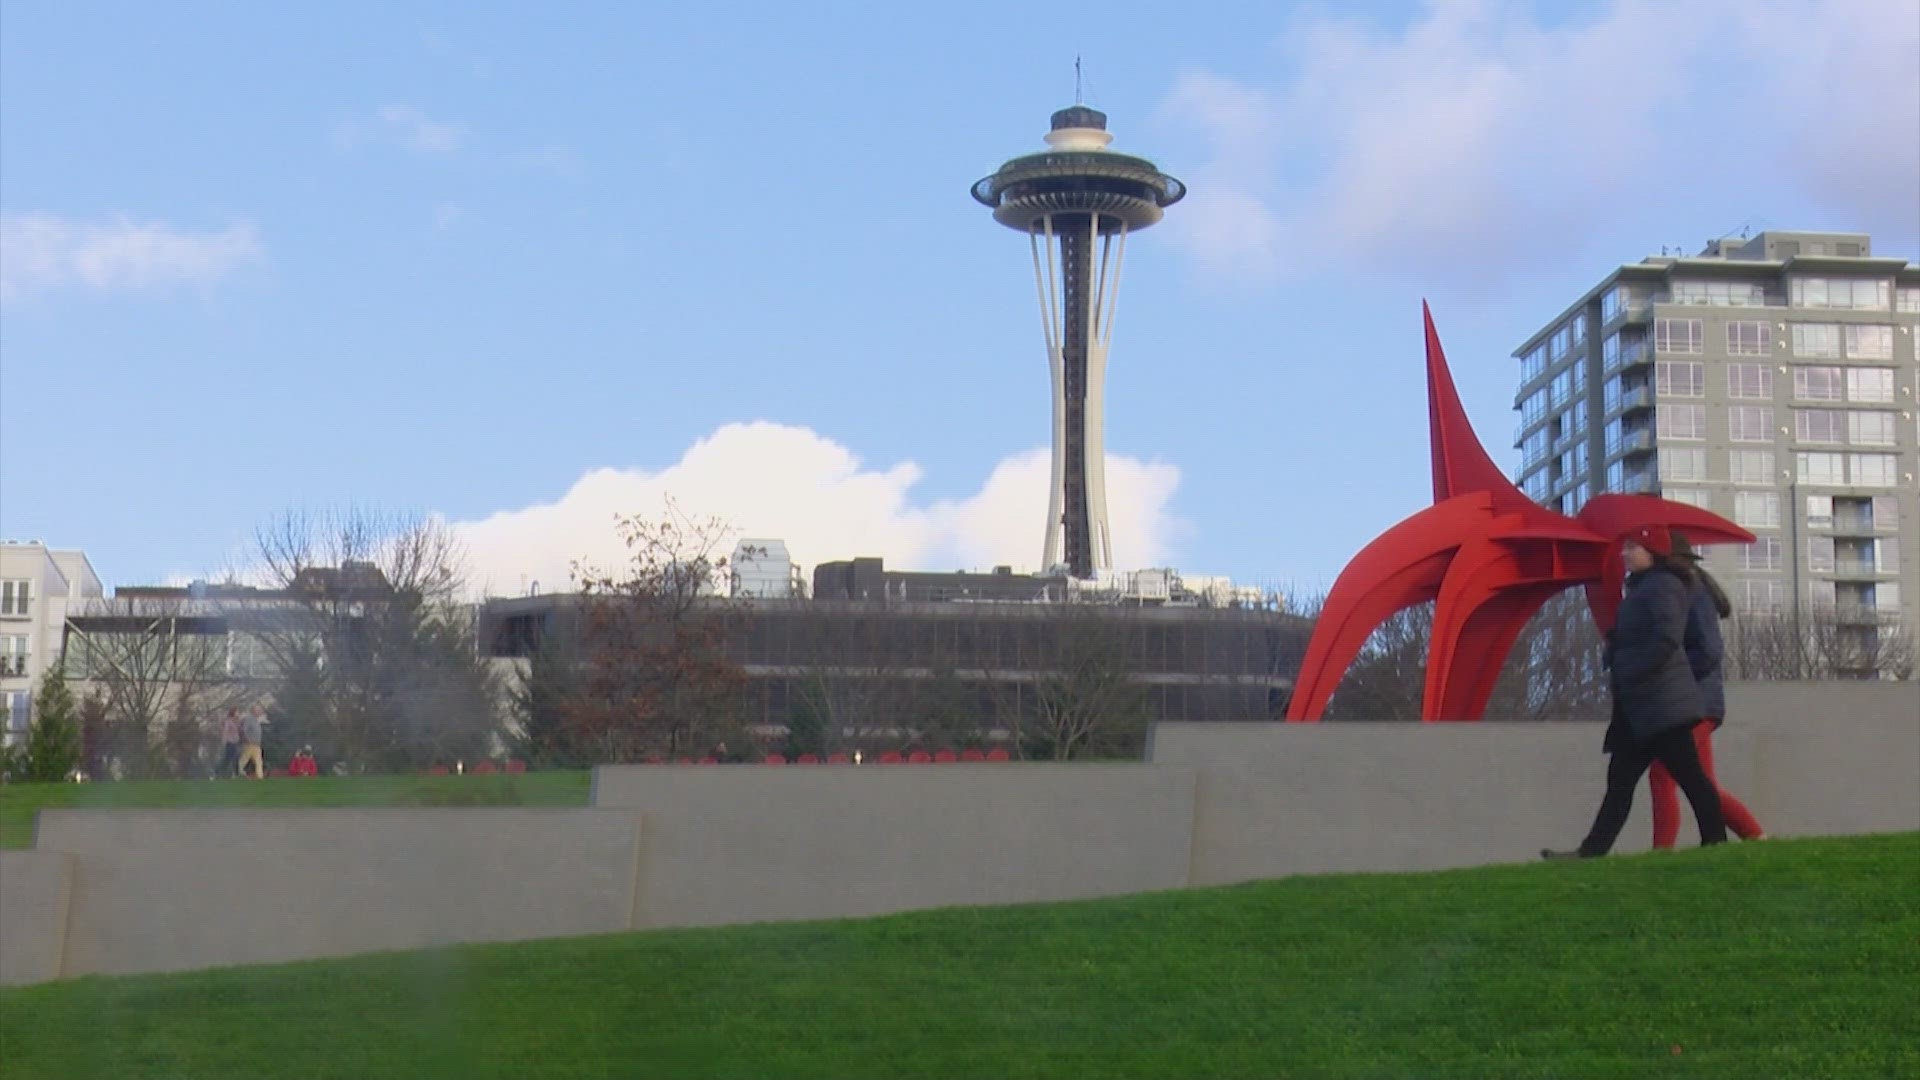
[1649,553,1696,586]
[1695,565,1732,618]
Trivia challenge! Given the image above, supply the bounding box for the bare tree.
[63,596,249,777]
[246,509,498,772]
[564,503,748,761]
[1014,607,1151,760]
[1726,608,1914,681]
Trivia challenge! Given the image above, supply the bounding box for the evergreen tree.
[25,668,82,782]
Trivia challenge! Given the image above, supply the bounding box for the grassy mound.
[3,832,1913,1079]
[0,771,592,847]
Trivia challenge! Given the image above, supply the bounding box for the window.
[1659,447,1709,482]
[1730,449,1775,485]
[1727,362,1773,398]
[1807,535,1836,572]
[1657,403,1705,440]
[1872,495,1901,530]
[1725,320,1771,356]
[1728,406,1774,442]
[1790,324,1841,357]
[1897,287,1920,314]
[1877,581,1903,614]
[1664,488,1711,509]
[1846,367,1895,403]
[1791,277,1891,310]
[1736,537,1783,572]
[1524,471,1550,501]
[1807,495,1834,529]
[0,636,27,678]
[0,581,29,617]
[1808,579,1836,611]
[1797,452,1846,485]
[1844,325,1894,359]
[1655,360,1704,397]
[1521,387,1548,425]
[1793,366,1844,401]
[3,691,28,733]
[1735,491,1780,528]
[1849,453,1898,487]
[1602,285,1629,323]
[1672,280,1766,306]
[1795,408,1845,443]
[1849,411,1897,446]
[1522,428,1550,466]
[1654,317,1703,353]
[1520,344,1547,383]
[1551,368,1574,407]
[1875,538,1902,574]
[1737,579,1784,613]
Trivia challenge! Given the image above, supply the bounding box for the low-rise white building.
[0,541,105,745]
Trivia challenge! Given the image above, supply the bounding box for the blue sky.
[3,0,1916,598]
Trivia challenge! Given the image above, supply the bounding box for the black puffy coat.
[1684,569,1732,721]
[1604,565,1705,751]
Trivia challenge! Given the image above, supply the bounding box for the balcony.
[1833,559,1887,578]
[1606,429,1654,458]
[1606,387,1653,418]
[1618,473,1658,494]
[1835,604,1883,625]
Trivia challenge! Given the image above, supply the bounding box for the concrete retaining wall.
[2,681,1911,985]
[23,810,643,980]
[591,764,1197,927]
[0,852,73,986]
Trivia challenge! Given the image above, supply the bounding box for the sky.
[3,0,1916,600]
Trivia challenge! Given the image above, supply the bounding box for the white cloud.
[0,213,263,301]
[335,105,466,156]
[1158,0,1920,280]
[449,422,1184,597]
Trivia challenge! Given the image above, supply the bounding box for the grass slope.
[0,771,592,848]
[3,833,1914,1080]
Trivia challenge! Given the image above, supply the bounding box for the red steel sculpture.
[1285,304,1756,722]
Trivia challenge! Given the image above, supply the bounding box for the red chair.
[960,749,986,762]
[269,767,291,778]
[504,759,527,774]
[907,750,932,764]
[825,752,850,764]
[473,760,498,775]
[764,753,787,765]
[984,748,1010,762]
[796,753,819,764]
[878,750,903,765]
[427,765,450,776]
[676,757,695,765]
[698,757,719,765]
[933,749,958,763]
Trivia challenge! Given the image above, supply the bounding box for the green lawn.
[3,833,1913,1080]
[0,771,593,848]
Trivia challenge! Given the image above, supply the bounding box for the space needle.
[972,103,1183,579]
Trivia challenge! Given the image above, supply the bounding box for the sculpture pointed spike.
[1424,303,1529,510]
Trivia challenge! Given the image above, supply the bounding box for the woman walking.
[1648,531,1766,847]
[1545,526,1727,858]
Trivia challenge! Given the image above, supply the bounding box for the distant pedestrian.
[1545,527,1728,858]
[219,709,242,777]
[238,705,267,780]
[1648,531,1766,847]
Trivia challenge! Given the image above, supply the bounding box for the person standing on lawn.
[238,704,267,779]
[1647,530,1766,848]
[219,708,242,777]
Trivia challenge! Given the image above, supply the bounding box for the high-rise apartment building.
[1512,231,1920,672]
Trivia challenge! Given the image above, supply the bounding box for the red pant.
[1650,719,1765,848]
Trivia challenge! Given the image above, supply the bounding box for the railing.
[1606,429,1653,457]
[1618,473,1657,494]
[1833,559,1885,577]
